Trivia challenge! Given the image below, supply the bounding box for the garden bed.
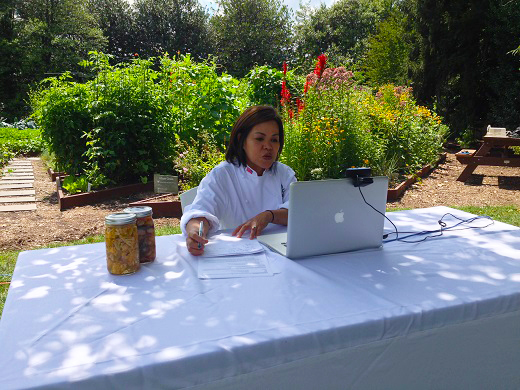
[57,179,154,211]
[53,153,446,211]
[129,193,182,218]
[386,153,447,201]
[47,167,66,182]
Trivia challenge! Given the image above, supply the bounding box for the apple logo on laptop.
[334,210,344,223]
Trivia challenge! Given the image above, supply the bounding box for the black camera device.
[345,167,374,187]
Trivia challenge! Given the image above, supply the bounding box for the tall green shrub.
[30,75,92,174]
[31,52,176,184]
[160,54,246,144]
[246,65,303,107]
[279,57,448,183]
[82,53,175,184]
[30,52,247,186]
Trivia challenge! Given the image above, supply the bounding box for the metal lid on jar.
[105,212,137,225]
[123,206,153,218]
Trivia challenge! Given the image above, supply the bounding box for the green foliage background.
[0,127,44,168]
[1,0,519,140]
[29,52,247,186]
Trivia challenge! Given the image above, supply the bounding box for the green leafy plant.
[246,65,303,108]
[456,128,475,148]
[30,52,247,187]
[61,175,89,195]
[0,127,45,169]
[173,131,225,191]
[160,53,247,144]
[279,56,448,182]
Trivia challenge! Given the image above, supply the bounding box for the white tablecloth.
[1,206,520,389]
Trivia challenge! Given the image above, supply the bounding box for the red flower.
[283,61,288,76]
[280,80,291,106]
[288,109,294,119]
[313,54,327,78]
[134,53,139,57]
[296,98,304,112]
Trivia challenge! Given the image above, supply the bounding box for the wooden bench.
[456,136,520,182]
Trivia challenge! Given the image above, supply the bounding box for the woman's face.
[242,120,281,176]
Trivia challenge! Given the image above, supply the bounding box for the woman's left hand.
[232,211,272,239]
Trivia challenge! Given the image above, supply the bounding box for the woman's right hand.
[186,218,209,256]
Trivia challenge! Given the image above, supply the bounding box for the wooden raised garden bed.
[57,179,154,211]
[47,167,66,182]
[129,194,182,218]
[55,154,445,213]
[386,153,447,201]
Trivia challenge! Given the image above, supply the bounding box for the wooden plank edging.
[386,153,447,201]
[57,181,154,211]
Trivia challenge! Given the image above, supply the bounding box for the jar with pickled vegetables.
[105,213,140,275]
[124,206,156,263]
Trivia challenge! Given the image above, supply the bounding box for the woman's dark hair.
[225,105,284,167]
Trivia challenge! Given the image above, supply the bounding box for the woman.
[181,105,296,256]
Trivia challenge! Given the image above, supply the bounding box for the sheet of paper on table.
[195,233,272,278]
[202,233,265,257]
[198,251,273,279]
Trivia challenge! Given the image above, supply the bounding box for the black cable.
[384,213,494,243]
[357,186,494,244]
[357,186,399,240]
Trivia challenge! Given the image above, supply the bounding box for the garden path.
[0,158,38,212]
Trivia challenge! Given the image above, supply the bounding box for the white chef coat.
[180,161,296,235]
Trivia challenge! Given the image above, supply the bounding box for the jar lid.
[123,206,153,218]
[105,212,137,225]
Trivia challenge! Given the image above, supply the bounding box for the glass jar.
[105,213,140,275]
[124,206,156,263]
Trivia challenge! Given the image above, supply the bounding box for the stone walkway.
[0,158,39,212]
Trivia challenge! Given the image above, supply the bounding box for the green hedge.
[0,127,45,168]
[30,52,247,186]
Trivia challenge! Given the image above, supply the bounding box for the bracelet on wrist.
[266,210,275,223]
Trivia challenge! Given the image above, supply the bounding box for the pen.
[198,221,203,249]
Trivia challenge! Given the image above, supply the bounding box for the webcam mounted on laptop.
[345,167,374,187]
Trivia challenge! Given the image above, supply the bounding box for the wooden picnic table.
[455,135,520,182]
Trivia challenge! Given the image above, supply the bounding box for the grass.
[456,205,520,227]
[0,250,18,316]
[389,205,520,227]
[1,205,519,316]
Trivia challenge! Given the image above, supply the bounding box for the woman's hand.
[186,218,209,256]
[232,211,273,239]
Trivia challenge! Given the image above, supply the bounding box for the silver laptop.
[258,177,388,259]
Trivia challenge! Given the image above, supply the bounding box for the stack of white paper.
[197,234,272,279]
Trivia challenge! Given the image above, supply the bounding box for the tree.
[293,0,389,70]
[87,0,136,60]
[484,1,520,129]
[15,0,106,74]
[0,0,20,118]
[210,0,292,78]
[363,11,413,86]
[412,0,520,136]
[133,0,211,58]
[0,0,106,119]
